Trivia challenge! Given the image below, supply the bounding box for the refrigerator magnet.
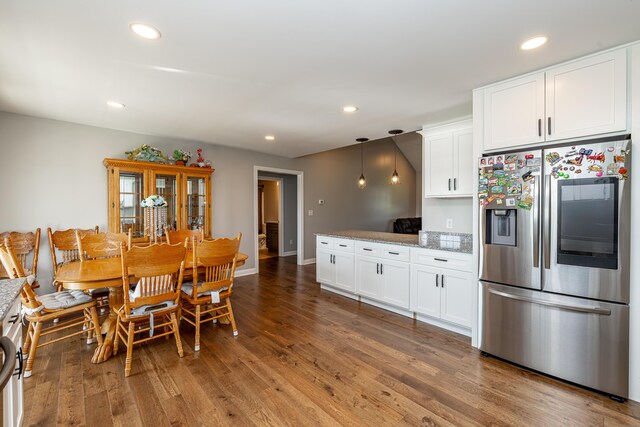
[490,185,503,194]
[545,152,561,166]
[487,157,495,166]
[526,157,541,167]
[505,155,518,164]
[504,163,516,171]
[479,157,488,167]
[607,163,619,176]
[496,199,503,205]
[506,198,516,207]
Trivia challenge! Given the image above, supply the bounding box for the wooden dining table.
[55,252,248,363]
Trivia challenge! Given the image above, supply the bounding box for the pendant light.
[388,129,403,185]
[356,137,369,189]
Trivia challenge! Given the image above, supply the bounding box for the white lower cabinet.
[316,237,355,294]
[317,235,472,335]
[410,263,473,328]
[356,256,410,310]
[2,297,23,427]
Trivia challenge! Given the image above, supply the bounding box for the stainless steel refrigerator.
[478,135,631,400]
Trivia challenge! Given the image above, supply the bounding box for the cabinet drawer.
[380,245,410,262]
[333,238,354,253]
[2,298,21,337]
[355,241,382,257]
[411,248,472,272]
[316,236,333,249]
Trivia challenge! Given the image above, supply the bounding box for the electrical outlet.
[289,240,293,245]
[446,218,453,229]
[308,210,314,216]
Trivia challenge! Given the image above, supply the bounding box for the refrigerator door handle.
[488,288,611,315]
[543,174,551,269]
[533,175,540,268]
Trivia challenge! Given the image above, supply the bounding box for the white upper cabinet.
[483,73,545,151]
[481,48,627,151]
[545,49,627,141]
[423,120,473,198]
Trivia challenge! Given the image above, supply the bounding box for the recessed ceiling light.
[129,22,162,40]
[521,36,547,50]
[265,135,275,141]
[106,101,125,109]
[343,105,358,113]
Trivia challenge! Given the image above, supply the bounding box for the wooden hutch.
[104,158,214,243]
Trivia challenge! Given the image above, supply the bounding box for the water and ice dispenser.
[485,209,517,246]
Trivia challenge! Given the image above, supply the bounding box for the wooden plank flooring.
[23,256,640,426]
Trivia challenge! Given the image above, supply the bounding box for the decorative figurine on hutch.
[172,149,192,166]
[125,144,169,163]
[141,195,168,243]
[191,148,212,168]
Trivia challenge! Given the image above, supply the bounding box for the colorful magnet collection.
[546,144,629,180]
[478,153,539,211]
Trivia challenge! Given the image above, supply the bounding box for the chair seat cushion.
[88,287,109,297]
[181,282,228,298]
[127,290,176,317]
[37,290,93,310]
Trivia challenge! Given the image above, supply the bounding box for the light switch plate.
[446,219,453,229]
[308,210,314,216]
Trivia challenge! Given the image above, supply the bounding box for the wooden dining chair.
[0,229,41,288]
[48,226,99,291]
[165,228,204,246]
[180,233,241,351]
[76,229,131,310]
[0,239,102,378]
[113,242,186,377]
[77,230,132,261]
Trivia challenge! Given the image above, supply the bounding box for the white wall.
[0,112,297,287]
[422,198,473,233]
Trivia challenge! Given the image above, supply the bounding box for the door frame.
[253,166,304,272]
[256,176,284,256]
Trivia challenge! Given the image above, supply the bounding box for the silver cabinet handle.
[321,242,328,245]
[533,173,540,268]
[380,264,383,274]
[448,178,452,191]
[543,175,551,269]
[389,251,400,255]
[488,288,611,315]
[453,178,457,191]
[339,244,347,247]
[441,275,445,288]
[434,258,448,262]
[548,117,552,135]
[435,274,439,287]
[376,263,379,274]
[363,248,373,251]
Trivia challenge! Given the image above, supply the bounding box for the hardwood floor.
[23,256,640,426]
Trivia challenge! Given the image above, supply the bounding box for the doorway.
[257,177,283,259]
[253,166,304,273]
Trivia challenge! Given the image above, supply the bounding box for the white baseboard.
[282,250,297,257]
[415,314,471,337]
[359,296,414,318]
[235,268,257,277]
[320,284,359,301]
[303,258,316,265]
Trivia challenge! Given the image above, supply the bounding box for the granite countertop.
[0,278,25,322]
[316,230,472,254]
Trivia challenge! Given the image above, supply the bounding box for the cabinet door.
[483,73,545,150]
[380,259,410,309]
[440,270,472,327]
[545,49,627,141]
[410,265,441,318]
[424,133,454,196]
[184,174,210,235]
[356,256,381,299]
[316,249,334,285]
[151,171,181,231]
[5,320,22,427]
[452,128,473,196]
[115,168,147,239]
[334,252,355,293]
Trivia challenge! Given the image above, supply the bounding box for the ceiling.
[1,1,640,158]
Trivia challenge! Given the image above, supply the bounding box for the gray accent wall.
[297,137,417,260]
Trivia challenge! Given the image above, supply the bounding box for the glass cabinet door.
[154,173,179,231]
[119,171,145,238]
[186,176,207,231]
